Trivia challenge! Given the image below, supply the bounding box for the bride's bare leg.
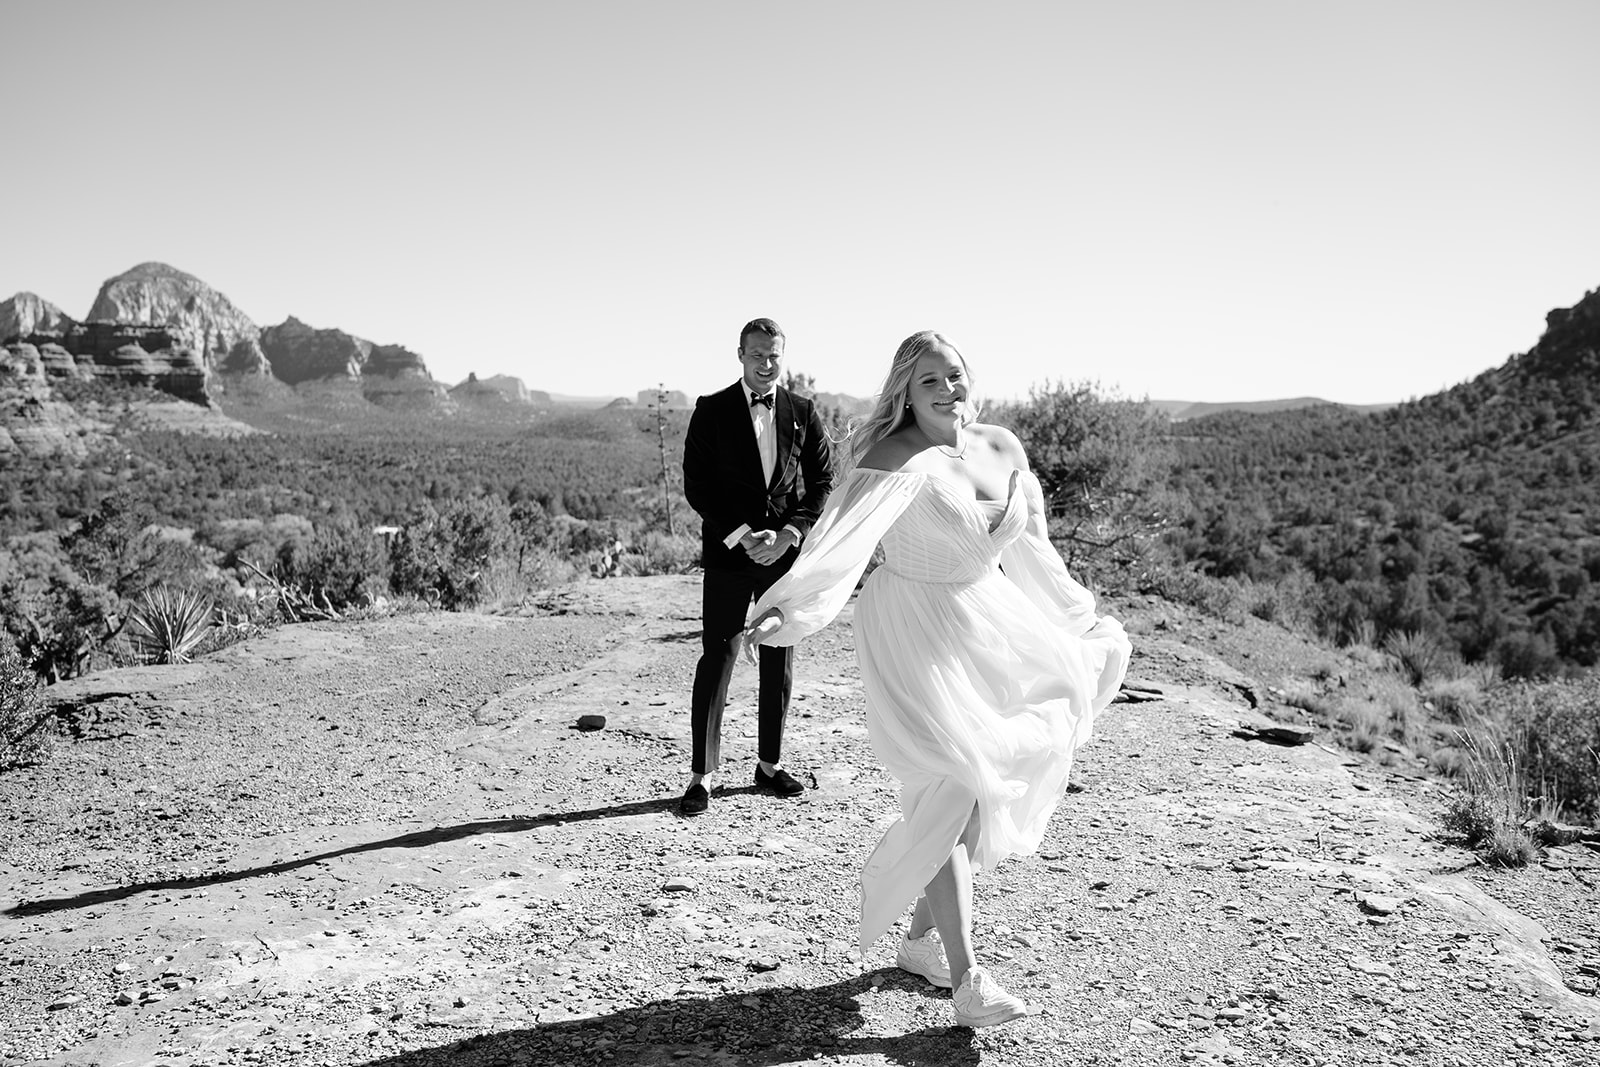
[908,895,935,940]
[922,807,982,989]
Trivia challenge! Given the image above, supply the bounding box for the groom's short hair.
[739,318,784,351]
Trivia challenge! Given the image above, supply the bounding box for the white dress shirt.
[723,382,803,551]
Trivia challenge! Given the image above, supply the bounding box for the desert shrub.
[1419,675,1487,722]
[1241,568,1317,633]
[4,573,121,683]
[1487,674,1600,821]
[1493,630,1560,680]
[276,515,389,611]
[1138,562,1249,624]
[63,490,209,601]
[615,530,701,577]
[389,497,513,610]
[1,633,51,770]
[993,381,1176,574]
[124,587,215,665]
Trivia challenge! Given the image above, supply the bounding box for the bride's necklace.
[919,424,967,461]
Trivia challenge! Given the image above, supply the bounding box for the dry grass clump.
[1419,674,1489,722]
[1485,675,1600,823]
[1438,725,1542,867]
[1338,698,1386,753]
[1384,629,1458,686]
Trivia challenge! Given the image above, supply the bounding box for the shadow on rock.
[6,797,680,917]
[359,972,977,1067]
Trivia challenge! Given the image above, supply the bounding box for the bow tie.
[749,391,774,409]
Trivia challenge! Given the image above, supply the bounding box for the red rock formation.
[259,316,367,383]
[87,262,269,376]
[0,292,75,341]
[8,322,211,404]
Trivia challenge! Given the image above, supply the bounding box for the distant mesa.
[88,261,270,376]
[1152,397,1397,421]
[636,388,689,408]
[605,396,636,409]
[450,372,552,407]
[259,316,366,383]
[259,315,452,412]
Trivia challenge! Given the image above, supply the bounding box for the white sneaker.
[895,929,952,988]
[953,965,1029,1028]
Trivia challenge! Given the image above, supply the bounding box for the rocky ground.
[2,575,1598,1067]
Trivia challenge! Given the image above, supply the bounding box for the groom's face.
[739,334,784,394]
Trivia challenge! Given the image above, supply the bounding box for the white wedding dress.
[752,466,1131,951]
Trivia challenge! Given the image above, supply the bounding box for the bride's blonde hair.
[847,330,981,470]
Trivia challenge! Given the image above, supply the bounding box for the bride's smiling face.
[907,343,970,429]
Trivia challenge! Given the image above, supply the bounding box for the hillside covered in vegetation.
[1165,288,1600,677]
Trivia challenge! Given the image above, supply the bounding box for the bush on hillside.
[275,515,390,611]
[389,497,513,610]
[1,633,50,770]
[1487,674,1600,821]
[993,382,1176,574]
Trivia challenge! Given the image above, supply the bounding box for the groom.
[679,318,834,816]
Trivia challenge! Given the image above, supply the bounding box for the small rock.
[111,963,133,975]
[1348,957,1395,978]
[1528,819,1587,846]
[114,990,135,1006]
[1258,725,1315,745]
[749,957,779,973]
[1130,1018,1159,1035]
[46,994,83,1010]
[1361,895,1402,916]
[662,877,696,894]
[576,714,607,731]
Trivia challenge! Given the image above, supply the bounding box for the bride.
[740,330,1131,1028]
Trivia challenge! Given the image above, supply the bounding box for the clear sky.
[3,1,1597,405]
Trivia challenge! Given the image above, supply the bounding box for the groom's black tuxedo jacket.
[684,382,834,572]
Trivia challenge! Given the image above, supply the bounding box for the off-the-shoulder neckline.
[849,466,1032,506]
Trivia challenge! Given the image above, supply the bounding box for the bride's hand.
[740,609,784,666]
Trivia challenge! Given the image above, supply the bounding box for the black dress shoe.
[679,782,709,816]
[754,765,805,797]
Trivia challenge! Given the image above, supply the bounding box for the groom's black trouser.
[690,563,794,775]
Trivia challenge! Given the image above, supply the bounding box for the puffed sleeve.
[752,469,924,646]
[998,471,1131,708]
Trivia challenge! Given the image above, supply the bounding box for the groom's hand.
[746,527,796,566]
[738,529,775,554]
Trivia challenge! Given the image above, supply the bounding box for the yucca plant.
[125,587,214,665]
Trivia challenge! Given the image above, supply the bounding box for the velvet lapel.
[769,388,798,490]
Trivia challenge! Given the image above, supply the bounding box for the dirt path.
[2,576,1597,1067]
